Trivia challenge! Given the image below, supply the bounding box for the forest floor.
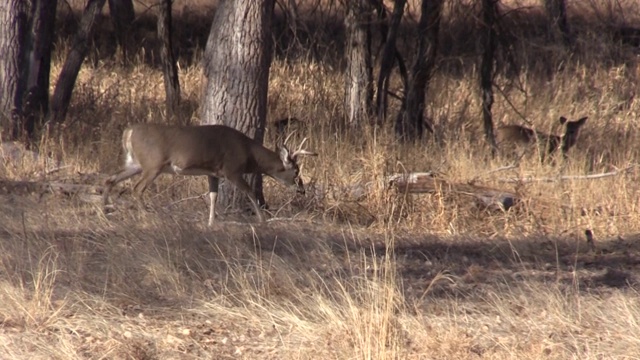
[1,179,639,359]
[2,0,640,358]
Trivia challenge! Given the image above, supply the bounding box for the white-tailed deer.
[102,124,317,225]
[496,116,588,158]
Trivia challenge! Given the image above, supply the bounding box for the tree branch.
[496,165,639,183]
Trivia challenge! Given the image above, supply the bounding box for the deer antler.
[297,137,308,151]
[291,137,318,159]
[283,131,297,146]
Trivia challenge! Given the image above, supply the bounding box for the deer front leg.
[207,176,219,226]
[226,174,265,222]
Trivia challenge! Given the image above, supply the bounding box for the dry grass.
[1,0,640,358]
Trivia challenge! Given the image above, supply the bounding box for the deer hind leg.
[132,168,162,200]
[207,176,219,226]
[122,168,161,214]
[225,173,265,222]
[103,166,142,207]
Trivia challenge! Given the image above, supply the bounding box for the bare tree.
[544,0,572,47]
[22,0,57,138]
[107,0,134,61]
[374,0,407,122]
[0,1,28,141]
[344,0,373,127]
[157,0,180,116]
[201,0,275,215]
[0,0,56,142]
[395,0,442,140]
[48,0,107,126]
[481,0,499,154]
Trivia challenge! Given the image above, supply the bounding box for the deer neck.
[250,145,282,174]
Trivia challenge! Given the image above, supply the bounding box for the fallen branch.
[472,164,518,182]
[44,165,72,176]
[386,172,519,210]
[386,172,435,185]
[0,179,102,196]
[496,165,638,184]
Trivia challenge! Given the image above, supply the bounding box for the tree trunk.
[0,0,56,143]
[157,0,180,116]
[544,0,571,47]
[481,0,498,154]
[375,0,406,123]
[201,0,275,215]
[22,0,57,139]
[0,0,28,141]
[395,0,442,141]
[344,0,373,127]
[107,0,134,62]
[48,0,107,126]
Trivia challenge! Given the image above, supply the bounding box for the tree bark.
[395,0,442,141]
[201,0,275,214]
[157,0,180,116]
[48,0,107,126]
[481,0,498,154]
[107,0,134,62]
[375,0,406,123]
[0,0,28,141]
[22,0,57,139]
[344,0,373,127]
[544,0,571,47]
[0,0,56,142]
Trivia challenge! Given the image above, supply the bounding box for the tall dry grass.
[1,0,640,358]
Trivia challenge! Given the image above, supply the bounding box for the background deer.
[102,124,317,225]
[496,116,588,158]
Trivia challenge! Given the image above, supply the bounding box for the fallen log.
[496,164,639,183]
[386,172,519,211]
[0,179,103,197]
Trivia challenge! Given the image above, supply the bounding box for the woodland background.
[0,0,640,358]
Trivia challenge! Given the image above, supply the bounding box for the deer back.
[128,124,263,169]
[497,116,587,155]
[496,125,538,145]
[125,124,309,188]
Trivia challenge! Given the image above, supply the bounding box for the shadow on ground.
[2,196,637,309]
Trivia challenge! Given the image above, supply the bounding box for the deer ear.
[559,116,568,124]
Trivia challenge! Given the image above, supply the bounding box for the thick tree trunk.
[395,0,442,141]
[48,0,107,126]
[0,0,56,142]
[375,0,406,123]
[107,0,134,62]
[0,0,28,141]
[201,0,274,215]
[157,0,180,116]
[481,0,498,154]
[22,0,57,139]
[544,0,572,47]
[344,0,373,127]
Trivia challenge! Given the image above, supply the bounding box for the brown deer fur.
[496,116,587,158]
[103,124,316,225]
